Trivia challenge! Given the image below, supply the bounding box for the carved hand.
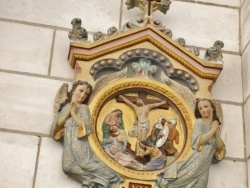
[70,102,77,116]
[64,105,72,120]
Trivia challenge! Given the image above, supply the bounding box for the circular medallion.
[89,78,195,180]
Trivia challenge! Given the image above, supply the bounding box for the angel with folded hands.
[52,80,121,188]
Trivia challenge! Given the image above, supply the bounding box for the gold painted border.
[70,25,222,82]
[88,78,195,180]
[71,36,221,82]
[71,25,222,69]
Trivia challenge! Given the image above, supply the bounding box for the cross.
[148,0,152,16]
[117,91,169,160]
[125,0,170,18]
[116,92,169,110]
[147,0,162,17]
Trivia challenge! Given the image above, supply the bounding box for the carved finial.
[125,0,171,19]
[175,38,185,46]
[107,26,119,36]
[204,40,224,63]
[176,38,200,56]
[122,1,171,32]
[93,31,105,42]
[122,22,139,32]
[68,18,88,42]
[132,58,157,78]
[189,46,200,56]
[162,28,172,38]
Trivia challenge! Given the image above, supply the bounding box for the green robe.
[102,115,124,139]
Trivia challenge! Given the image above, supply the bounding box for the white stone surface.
[0,0,247,187]
[245,98,250,157]
[0,21,53,75]
[242,44,250,101]
[195,0,240,7]
[50,30,74,79]
[0,132,38,188]
[241,0,250,50]
[248,159,250,187]
[0,0,121,32]
[208,160,247,188]
[35,137,80,188]
[122,1,239,52]
[221,104,244,159]
[0,72,71,134]
[241,0,247,6]
[212,53,243,103]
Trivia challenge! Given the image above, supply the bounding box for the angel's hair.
[194,98,221,124]
[58,80,92,112]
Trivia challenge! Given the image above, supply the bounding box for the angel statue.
[52,80,121,188]
[156,98,225,188]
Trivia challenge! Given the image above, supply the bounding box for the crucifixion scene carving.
[50,0,227,187]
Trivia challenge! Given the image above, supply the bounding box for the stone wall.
[0,0,247,187]
[241,0,250,186]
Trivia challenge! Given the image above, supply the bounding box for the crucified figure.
[119,95,166,157]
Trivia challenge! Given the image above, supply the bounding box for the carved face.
[197,100,213,119]
[136,99,144,106]
[72,84,90,104]
[110,125,119,133]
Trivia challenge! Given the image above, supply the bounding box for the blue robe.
[58,104,121,188]
[157,118,225,188]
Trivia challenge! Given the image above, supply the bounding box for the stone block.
[242,44,250,101]
[35,137,80,188]
[0,21,53,75]
[0,72,71,134]
[122,1,239,52]
[248,159,250,187]
[0,0,121,32]
[244,98,250,157]
[212,53,243,103]
[221,104,244,159]
[208,160,247,188]
[196,0,240,7]
[241,0,250,50]
[241,0,246,6]
[0,132,39,188]
[50,30,74,79]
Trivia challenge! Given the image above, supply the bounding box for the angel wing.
[50,83,69,138]
[53,83,69,117]
[212,100,223,126]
